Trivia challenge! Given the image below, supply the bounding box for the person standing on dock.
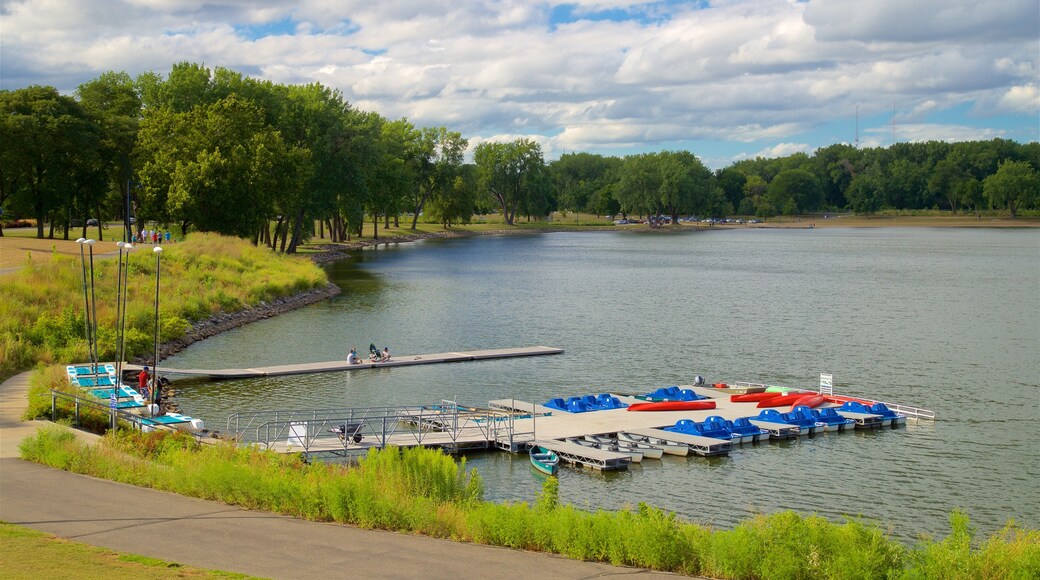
[138,366,150,399]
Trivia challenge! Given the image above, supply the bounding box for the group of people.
[137,366,163,408]
[137,229,172,244]
[346,344,391,364]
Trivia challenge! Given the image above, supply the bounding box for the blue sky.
[2,0,1036,168]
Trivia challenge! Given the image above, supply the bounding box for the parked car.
[86,218,99,226]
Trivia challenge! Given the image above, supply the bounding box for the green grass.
[19,427,1039,579]
[0,232,328,382]
[0,521,260,579]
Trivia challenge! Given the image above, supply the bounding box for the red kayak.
[823,395,874,405]
[756,394,806,408]
[731,392,786,403]
[788,394,824,410]
[627,400,717,412]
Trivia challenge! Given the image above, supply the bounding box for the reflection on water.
[166,228,1040,540]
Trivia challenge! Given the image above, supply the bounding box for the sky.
[1,0,1037,168]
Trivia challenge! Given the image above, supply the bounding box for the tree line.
[2,63,1038,249]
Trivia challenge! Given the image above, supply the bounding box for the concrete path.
[0,372,684,579]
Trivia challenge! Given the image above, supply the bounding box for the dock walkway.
[621,428,732,457]
[126,346,563,380]
[530,438,631,471]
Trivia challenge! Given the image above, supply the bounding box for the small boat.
[635,386,705,402]
[823,394,875,405]
[569,437,643,463]
[787,394,824,410]
[756,393,807,408]
[754,409,821,435]
[627,400,716,412]
[544,393,627,413]
[868,402,906,427]
[731,392,787,403]
[725,417,769,443]
[529,445,560,476]
[809,407,855,432]
[618,432,689,456]
[665,416,738,441]
[585,435,663,459]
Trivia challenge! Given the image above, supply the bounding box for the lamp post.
[75,238,93,373]
[151,246,162,415]
[114,243,134,404]
[114,241,125,396]
[86,239,99,376]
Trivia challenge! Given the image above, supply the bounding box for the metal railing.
[49,390,204,436]
[229,401,519,457]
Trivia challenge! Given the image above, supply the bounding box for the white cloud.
[864,123,1006,143]
[0,0,1035,162]
[996,85,1040,115]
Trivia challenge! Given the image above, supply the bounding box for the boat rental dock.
[230,385,932,471]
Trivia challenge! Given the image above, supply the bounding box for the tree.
[428,164,478,227]
[136,95,290,237]
[0,86,102,238]
[715,167,746,214]
[616,153,660,218]
[983,160,1039,219]
[768,169,824,214]
[846,168,884,215]
[408,126,467,230]
[549,152,618,213]
[77,71,142,241]
[474,138,545,225]
[811,143,859,208]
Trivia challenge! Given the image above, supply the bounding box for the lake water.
[166,227,1040,541]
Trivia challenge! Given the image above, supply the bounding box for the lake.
[165,227,1040,541]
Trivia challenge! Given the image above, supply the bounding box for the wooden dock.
[127,346,563,380]
[530,439,631,471]
[241,385,918,473]
[621,428,731,457]
[749,420,802,439]
[837,411,884,429]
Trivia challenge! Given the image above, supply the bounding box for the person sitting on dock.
[381,346,391,362]
[347,348,359,365]
[369,343,381,362]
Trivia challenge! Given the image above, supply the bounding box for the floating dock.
[225,382,932,474]
[125,346,563,380]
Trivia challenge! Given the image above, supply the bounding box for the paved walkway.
[0,372,684,579]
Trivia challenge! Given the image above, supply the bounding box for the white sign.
[819,373,833,394]
[287,422,308,447]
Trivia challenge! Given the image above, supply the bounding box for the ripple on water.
[167,229,1040,540]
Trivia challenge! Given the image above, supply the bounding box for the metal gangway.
[226,399,525,459]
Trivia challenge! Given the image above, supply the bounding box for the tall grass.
[19,427,1039,579]
[20,365,114,432]
[0,233,328,381]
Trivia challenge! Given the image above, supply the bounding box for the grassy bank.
[0,522,256,579]
[0,232,328,382]
[20,427,1039,579]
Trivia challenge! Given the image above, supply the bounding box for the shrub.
[17,427,1038,579]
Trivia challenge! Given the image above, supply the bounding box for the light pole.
[86,239,99,376]
[114,243,134,402]
[75,238,93,373]
[151,246,162,415]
